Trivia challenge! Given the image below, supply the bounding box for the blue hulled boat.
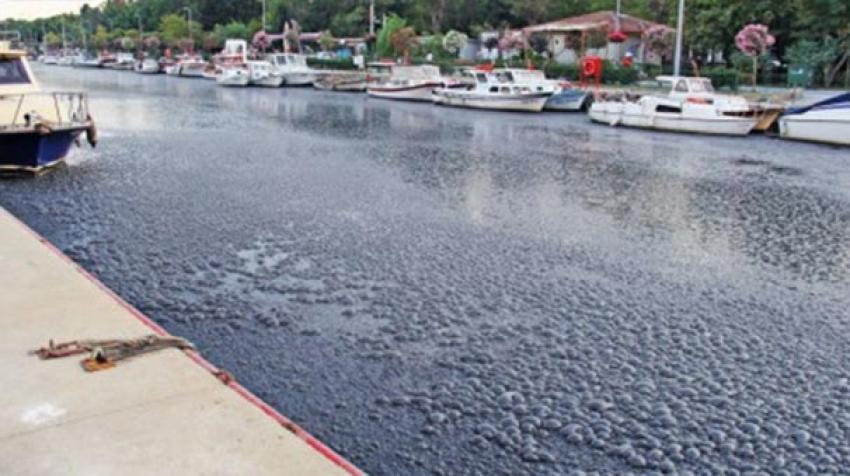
[0,42,96,173]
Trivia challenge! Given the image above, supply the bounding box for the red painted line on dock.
[5,210,364,476]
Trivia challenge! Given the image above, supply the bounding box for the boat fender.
[34,121,53,135]
[86,115,98,148]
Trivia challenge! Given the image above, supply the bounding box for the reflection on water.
[30,65,850,285]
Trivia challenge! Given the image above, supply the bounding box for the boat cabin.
[463,68,552,95]
[0,46,40,95]
[656,76,716,99]
[269,53,309,69]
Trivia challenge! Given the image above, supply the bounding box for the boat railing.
[0,91,89,129]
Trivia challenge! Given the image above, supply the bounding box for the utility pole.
[369,0,375,36]
[183,7,193,51]
[260,0,267,32]
[136,14,144,57]
[80,18,88,52]
[61,18,67,52]
[673,0,685,76]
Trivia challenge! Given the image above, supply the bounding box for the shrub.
[307,57,356,70]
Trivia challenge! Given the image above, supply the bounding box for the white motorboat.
[508,69,589,111]
[217,66,250,87]
[367,65,447,102]
[108,53,135,71]
[213,39,250,87]
[267,53,317,86]
[588,76,758,136]
[73,53,102,68]
[41,55,59,65]
[313,72,368,92]
[201,63,219,80]
[57,55,75,67]
[173,54,207,77]
[135,57,161,74]
[432,68,554,112]
[248,61,284,87]
[779,93,850,146]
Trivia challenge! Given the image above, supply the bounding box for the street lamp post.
[260,0,267,32]
[183,7,193,51]
[673,0,685,76]
[369,0,375,36]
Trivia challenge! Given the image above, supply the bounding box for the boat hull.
[179,65,207,78]
[0,127,86,172]
[367,83,440,102]
[544,90,589,111]
[282,73,316,87]
[589,104,757,136]
[216,72,250,87]
[433,90,550,112]
[250,76,285,88]
[779,116,850,146]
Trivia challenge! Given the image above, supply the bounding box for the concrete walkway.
[0,207,360,476]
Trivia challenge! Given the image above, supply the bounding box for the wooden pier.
[0,207,361,476]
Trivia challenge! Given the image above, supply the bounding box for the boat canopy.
[390,65,441,80]
[785,92,850,116]
[0,45,40,94]
[657,76,715,94]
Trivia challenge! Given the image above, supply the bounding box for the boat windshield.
[689,79,715,93]
[0,57,31,85]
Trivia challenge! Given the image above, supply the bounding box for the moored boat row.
[31,38,850,149]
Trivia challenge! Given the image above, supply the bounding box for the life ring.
[583,59,598,78]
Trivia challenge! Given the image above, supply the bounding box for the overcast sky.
[2,0,100,20]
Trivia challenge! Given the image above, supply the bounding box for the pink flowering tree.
[252,31,270,51]
[643,25,675,63]
[498,30,528,60]
[735,24,775,90]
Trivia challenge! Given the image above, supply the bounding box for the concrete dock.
[0,207,361,476]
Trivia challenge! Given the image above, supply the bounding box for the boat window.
[477,73,488,83]
[490,86,499,93]
[0,58,31,85]
[502,87,511,94]
[674,80,689,93]
[656,104,682,114]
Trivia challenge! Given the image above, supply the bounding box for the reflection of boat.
[367,65,447,102]
[589,76,758,136]
[432,68,554,112]
[0,43,97,173]
[135,57,161,74]
[267,53,317,86]
[779,92,850,146]
[248,61,284,87]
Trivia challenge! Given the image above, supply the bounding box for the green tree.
[159,13,189,47]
